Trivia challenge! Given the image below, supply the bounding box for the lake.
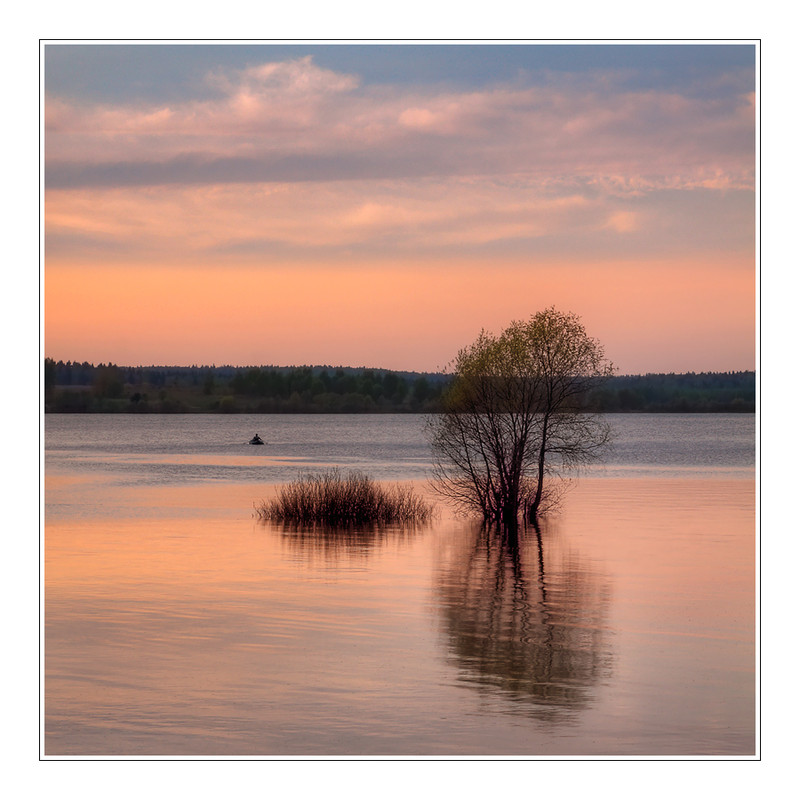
[43,413,756,757]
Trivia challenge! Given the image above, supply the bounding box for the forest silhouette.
[44,359,754,415]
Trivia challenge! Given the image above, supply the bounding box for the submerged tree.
[428,308,614,525]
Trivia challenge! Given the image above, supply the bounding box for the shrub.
[255,469,434,526]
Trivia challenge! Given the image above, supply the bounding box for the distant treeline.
[44,361,449,414]
[43,359,755,414]
[586,371,755,413]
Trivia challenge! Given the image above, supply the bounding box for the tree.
[92,363,124,399]
[428,308,614,526]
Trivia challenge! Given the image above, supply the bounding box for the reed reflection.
[262,520,425,565]
[436,521,612,721]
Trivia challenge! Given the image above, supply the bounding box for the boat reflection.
[436,521,613,721]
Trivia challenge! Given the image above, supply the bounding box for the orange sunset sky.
[44,42,756,374]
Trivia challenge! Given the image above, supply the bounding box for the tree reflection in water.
[436,521,613,721]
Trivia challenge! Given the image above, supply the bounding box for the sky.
[43,42,756,374]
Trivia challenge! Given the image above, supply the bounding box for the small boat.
[249,434,265,445]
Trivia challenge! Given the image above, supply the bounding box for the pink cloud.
[45,56,754,191]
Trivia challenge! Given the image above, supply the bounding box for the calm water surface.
[44,414,756,756]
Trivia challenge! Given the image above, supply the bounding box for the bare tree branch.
[428,308,614,525]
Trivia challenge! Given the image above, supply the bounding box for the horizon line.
[44,358,756,379]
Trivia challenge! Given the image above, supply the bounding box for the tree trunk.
[502,494,518,528]
[529,415,548,521]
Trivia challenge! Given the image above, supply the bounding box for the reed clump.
[255,469,435,526]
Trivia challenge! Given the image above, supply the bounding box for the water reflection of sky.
[45,413,755,489]
[45,453,755,755]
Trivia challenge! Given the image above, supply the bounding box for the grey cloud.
[45,149,483,190]
[45,229,137,255]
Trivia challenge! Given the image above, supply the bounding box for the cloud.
[44,53,755,271]
[42,179,610,259]
[222,55,360,95]
[45,56,755,191]
[44,173,754,266]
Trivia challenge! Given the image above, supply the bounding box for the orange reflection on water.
[45,476,755,755]
[560,478,755,639]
